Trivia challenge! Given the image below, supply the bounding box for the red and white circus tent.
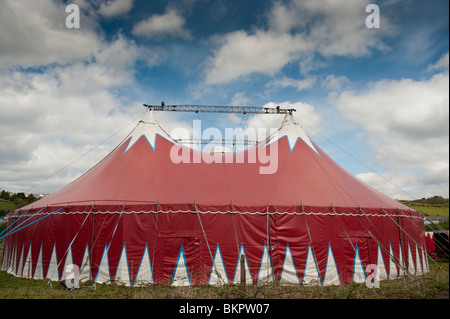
[1,109,428,286]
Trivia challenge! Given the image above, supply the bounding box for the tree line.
[0,190,41,216]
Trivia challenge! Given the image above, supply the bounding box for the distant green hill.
[400,196,449,217]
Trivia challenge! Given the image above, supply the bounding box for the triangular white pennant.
[5,243,11,274]
[398,242,405,277]
[266,113,320,154]
[12,243,18,276]
[17,243,24,277]
[121,110,173,154]
[135,244,153,286]
[407,242,415,275]
[322,243,340,286]
[0,242,6,271]
[302,243,321,286]
[6,243,14,275]
[46,243,59,281]
[415,244,423,275]
[115,243,131,286]
[8,243,17,276]
[388,243,398,279]
[61,246,75,281]
[22,243,32,279]
[421,242,429,273]
[257,243,274,284]
[79,244,91,282]
[95,244,111,284]
[33,243,44,280]
[279,243,300,284]
[172,244,191,286]
[376,246,388,281]
[209,244,229,285]
[232,244,253,285]
[352,244,366,283]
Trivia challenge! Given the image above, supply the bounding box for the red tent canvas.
[1,109,428,286]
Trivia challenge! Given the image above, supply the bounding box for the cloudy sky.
[0,0,448,200]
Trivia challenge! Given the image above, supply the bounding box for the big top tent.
[1,108,428,287]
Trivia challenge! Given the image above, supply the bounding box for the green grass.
[400,198,449,218]
[407,204,449,217]
[0,259,448,299]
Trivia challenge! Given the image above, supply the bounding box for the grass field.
[404,204,449,217]
[0,257,448,299]
[0,199,16,213]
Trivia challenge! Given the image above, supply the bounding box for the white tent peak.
[269,113,320,154]
[121,109,172,153]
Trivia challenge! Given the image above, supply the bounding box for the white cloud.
[0,0,163,194]
[356,172,418,200]
[98,0,134,17]
[230,92,252,106]
[335,71,449,198]
[427,52,449,72]
[266,76,317,92]
[356,171,449,201]
[132,9,191,40]
[205,30,311,84]
[0,0,101,68]
[321,75,352,92]
[205,0,394,84]
[245,101,322,141]
[0,64,141,193]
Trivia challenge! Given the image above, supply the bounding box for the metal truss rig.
[144,102,296,114]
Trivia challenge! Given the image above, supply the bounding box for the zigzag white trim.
[352,244,365,283]
[17,243,24,277]
[388,243,398,279]
[233,244,253,285]
[322,243,340,286]
[398,242,405,277]
[115,244,131,285]
[22,243,32,279]
[80,243,91,282]
[172,244,190,286]
[208,244,229,285]
[407,242,415,275]
[302,243,321,285]
[33,243,44,280]
[134,243,154,286]
[46,243,59,281]
[421,242,429,273]
[13,209,424,220]
[257,243,274,283]
[95,244,111,284]
[279,243,300,284]
[61,246,74,281]
[415,244,423,275]
[376,245,388,281]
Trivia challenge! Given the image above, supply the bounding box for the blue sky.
[0,0,448,200]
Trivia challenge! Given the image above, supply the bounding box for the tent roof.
[18,109,413,213]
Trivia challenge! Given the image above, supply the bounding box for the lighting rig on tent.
[144,102,295,147]
[143,101,296,115]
